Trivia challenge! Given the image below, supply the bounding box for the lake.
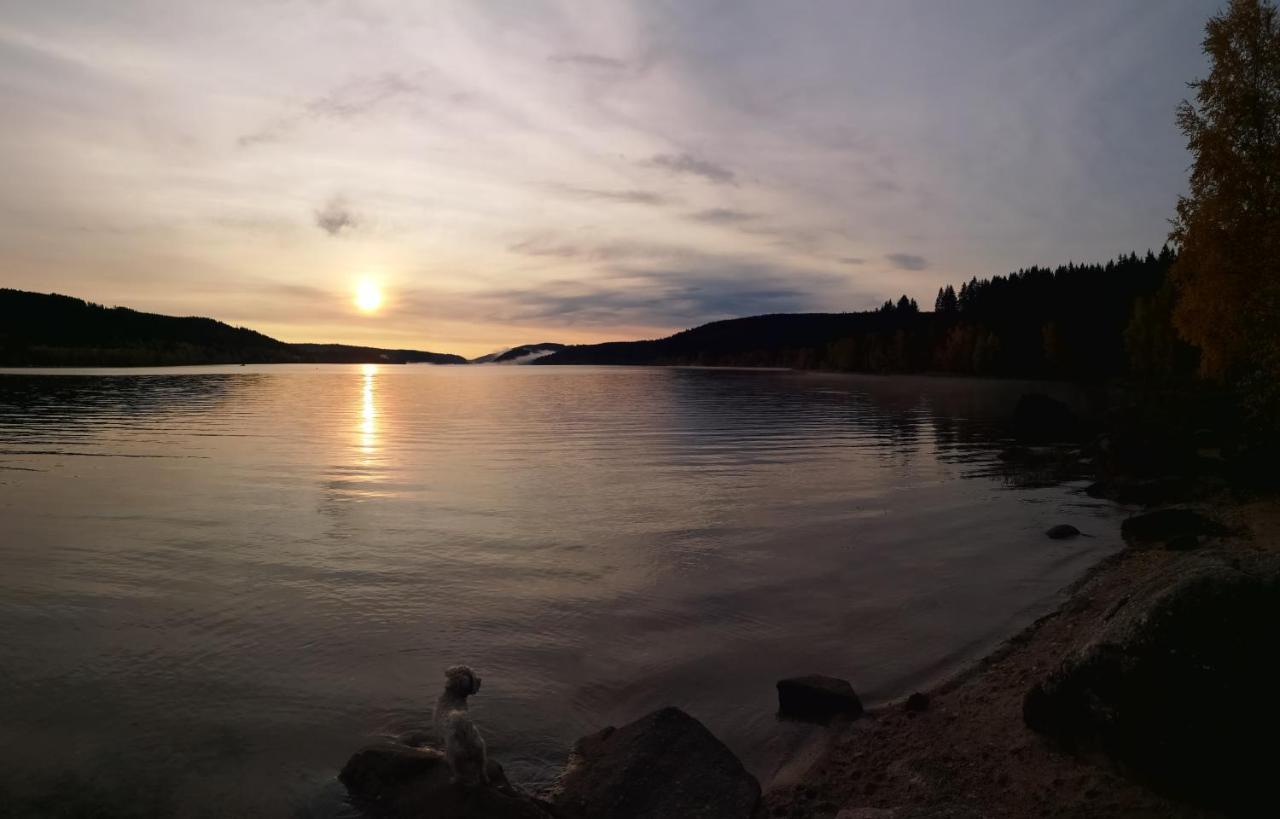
[0,365,1121,817]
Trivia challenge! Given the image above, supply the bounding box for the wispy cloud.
[687,208,756,224]
[549,53,627,70]
[839,257,866,265]
[238,72,428,147]
[556,186,671,206]
[645,153,737,186]
[885,253,928,271]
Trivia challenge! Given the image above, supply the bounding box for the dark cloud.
[688,208,756,224]
[549,53,627,70]
[885,252,928,271]
[489,260,850,327]
[645,153,736,185]
[315,197,359,236]
[557,187,670,206]
[839,257,867,265]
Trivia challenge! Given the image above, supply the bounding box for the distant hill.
[0,289,465,366]
[291,344,465,365]
[535,313,910,367]
[537,250,1193,380]
[471,342,566,364]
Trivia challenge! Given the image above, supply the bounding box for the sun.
[354,279,383,313]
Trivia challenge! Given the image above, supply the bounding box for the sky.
[0,0,1222,358]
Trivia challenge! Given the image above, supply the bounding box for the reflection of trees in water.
[0,374,244,431]
[658,369,1038,473]
[0,375,247,467]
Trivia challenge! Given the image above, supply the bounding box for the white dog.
[432,665,488,786]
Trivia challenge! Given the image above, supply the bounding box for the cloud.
[508,235,699,263]
[305,72,425,119]
[885,252,928,271]
[549,53,627,70]
[556,187,670,206]
[489,258,851,327]
[238,72,428,147]
[839,257,866,265]
[645,153,737,185]
[508,237,582,258]
[687,208,756,224]
[315,197,359,236]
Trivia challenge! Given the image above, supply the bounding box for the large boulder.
[549,707,759,819]
[1023,555,1280,811]
[1084,476,1199,506]
[1120,507,1229,545]
[340,741,553,818]
[776,675,864,723]
[1012,393,1079,443]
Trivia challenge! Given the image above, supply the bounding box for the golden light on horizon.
[354,278,383,314]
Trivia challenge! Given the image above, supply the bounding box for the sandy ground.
[757,500,1276,819]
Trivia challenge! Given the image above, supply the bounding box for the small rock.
[1045,524,1081,540]
[777,675,864,723]
[904,692,930,712]
[1165,534,1201,551]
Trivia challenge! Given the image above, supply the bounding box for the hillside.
[291,344,465,365]
[538,250,1193,380]
[0,289,464,367]
[471,343,566,364]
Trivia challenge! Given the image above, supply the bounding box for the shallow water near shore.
[0,365,1123,816]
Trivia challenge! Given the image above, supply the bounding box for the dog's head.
[443,665,482,696]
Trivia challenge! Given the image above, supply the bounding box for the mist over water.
[0,365,1121,816]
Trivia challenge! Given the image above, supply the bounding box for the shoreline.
[758,496,1276,818]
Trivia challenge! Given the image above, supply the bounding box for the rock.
[1084,476,1198,506]
[1023,555,1280,811]
[777,675,864,723]
[1045,524,1081,540]
[550,707,759,819]
[1165,534,1201,552]
[1012,393,1079,443]
[340,741,552,819]
[395,729,435,748]
[904,692,930,712]
[1120,508,1229,544]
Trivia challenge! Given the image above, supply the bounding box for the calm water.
[0,365,1120,817]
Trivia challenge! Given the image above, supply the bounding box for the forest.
[539,247,1195,380]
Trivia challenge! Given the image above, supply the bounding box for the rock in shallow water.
[550,707,759,819]
[1045,524,1081,540]
[776,674,864,723]
[339,742,552,818]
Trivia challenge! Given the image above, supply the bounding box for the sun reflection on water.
[359,364,377,454]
